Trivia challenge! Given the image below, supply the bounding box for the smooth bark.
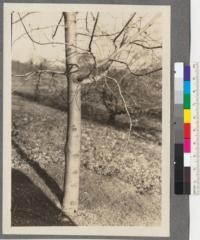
[62,12,81,216]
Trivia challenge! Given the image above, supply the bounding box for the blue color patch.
[184,65,190,80]
[184,81,190,94]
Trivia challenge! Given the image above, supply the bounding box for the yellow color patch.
[184,109,191,123]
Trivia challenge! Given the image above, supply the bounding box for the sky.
[11,11,162,70]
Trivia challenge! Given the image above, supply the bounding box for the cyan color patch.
[184,81,190,94]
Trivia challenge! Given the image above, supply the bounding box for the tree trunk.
[62,12,81,216]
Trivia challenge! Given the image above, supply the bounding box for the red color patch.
[184,123,190,139]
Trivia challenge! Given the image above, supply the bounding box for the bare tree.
[12,11,162,217]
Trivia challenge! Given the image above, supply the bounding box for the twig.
[113,13,136,45]
[86,12,89,32]
[12,72,37,93]
[110,59,162,76]
[12,12,38,24]
[52,14,64,39]
[12,25,61,45]
[104,77,116,96]
[130,13,161,43]
[17,13,86,52]
[119,32,126,48]
[88,12,99,52]
[13,71,35,78]
[106,75,133,142]
[130,41,162,49]
[77,30,121,38]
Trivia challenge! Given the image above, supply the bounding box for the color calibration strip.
[191,63,200,195]
[174,63,184,194]
[174,63,191,194]
[183,65,191,194]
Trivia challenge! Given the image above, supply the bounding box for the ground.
[12,94,162,226]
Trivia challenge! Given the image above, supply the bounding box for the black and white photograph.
[3,3,170,237]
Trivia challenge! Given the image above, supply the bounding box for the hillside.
[12,94,161,226]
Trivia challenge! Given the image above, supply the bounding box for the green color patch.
[184,94,190,109]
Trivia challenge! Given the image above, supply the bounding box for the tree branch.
[113,13,136,45]
[12,12,38,24]
[12,25,58,45]
[130,13,161,43]
[77,31,120,38]
[52,14,64,39]
[130,41,162,49]
[88,12,99,52]
[17,13,86,52]
[85,12,89,32]
[106,75,133,141]
[110,59,162,76]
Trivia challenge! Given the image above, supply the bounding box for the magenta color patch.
[184,139,191,152]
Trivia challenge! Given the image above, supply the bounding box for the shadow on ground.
[12,139,64,204]
[12,168,76,226]
[12,139,76,226]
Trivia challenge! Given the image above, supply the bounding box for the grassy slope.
[12,94,161,226]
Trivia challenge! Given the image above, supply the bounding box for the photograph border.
[3,3,170,237]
